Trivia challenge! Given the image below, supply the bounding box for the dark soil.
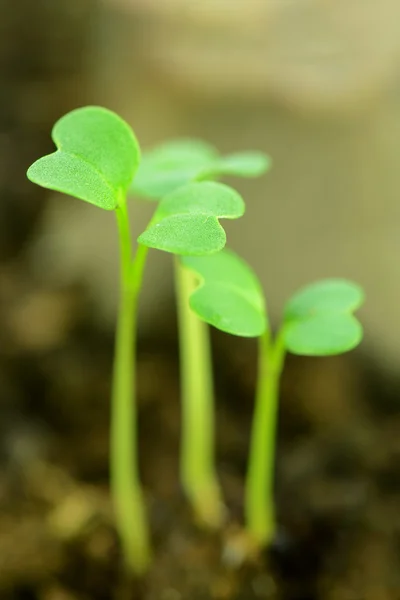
[0,257,399,600]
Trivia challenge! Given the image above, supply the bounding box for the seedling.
[26,104,357,568]
[131,138,270,526]
[130,137,269,200]
[181,249,364,548]
[26,106,267,572]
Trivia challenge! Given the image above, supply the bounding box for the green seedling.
[26,106,259,573]
[182,249,364,549]
[131,137,270,200]
[28,107,150,573]
[132,140,270,526]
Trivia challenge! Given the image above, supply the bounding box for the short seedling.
[26,106,269,572]
[181,249,364,549]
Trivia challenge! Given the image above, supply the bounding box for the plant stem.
[175,258,225,527]
[111,198,150,575]
[244,327,286,546]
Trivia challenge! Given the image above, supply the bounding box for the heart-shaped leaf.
[284,279,364,319]
[130,138,270,200]
[131,138,218,199]
[138,181,245,255]
[283,279,364,356]
[284,313,362,356]
[27,106,140,210]
[181,248,266,337]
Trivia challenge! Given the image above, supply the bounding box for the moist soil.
[0,258,399,600]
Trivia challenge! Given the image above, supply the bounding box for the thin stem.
[244,326,286,546]
[111,198,150,574]
[175,258,225,527]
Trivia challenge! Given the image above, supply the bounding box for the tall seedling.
[27,107,248,573]
[131,141,270,525]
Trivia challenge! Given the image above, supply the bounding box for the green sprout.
[26,104,360,571]
[26,106,262,572]
[181,249,364,549]
[27,107,149,574]
[131,140,270,526]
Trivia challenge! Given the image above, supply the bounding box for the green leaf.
[283,279,364,356]
[285,279,364,320]
[284,314,363,356]
[27,106,140,210]
[130,139,270,200]
[131,138,218,199]
[139,215,227,255]
[181,248,266,337]
[138,181,245,255]
[199,152,271,179]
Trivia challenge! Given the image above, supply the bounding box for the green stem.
[244,327,286,546]
[175,258,225,527]
[111,198,151,574]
